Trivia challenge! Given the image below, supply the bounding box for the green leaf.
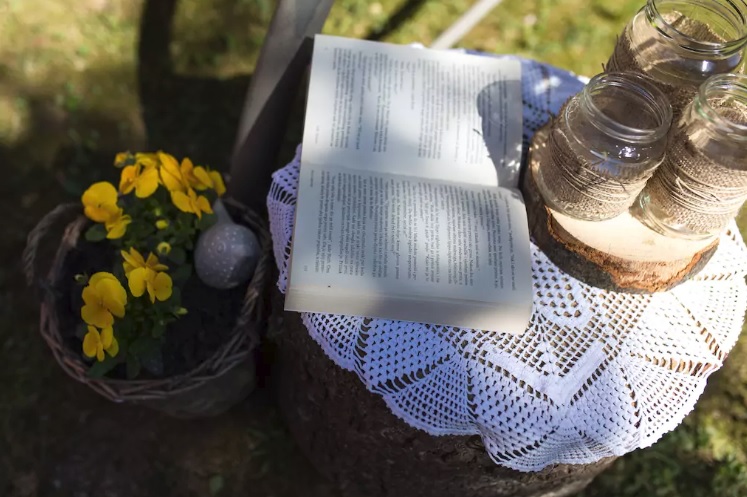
[84,224,107,242]
[196,212,217,231]
[168,246,187,265]
[140,349,164,376]
[178,212,193,226]
[170,286,181,303]
[171,264,192,285]
[141,223,156,239]
[209,475,224,496]
[172,306,188,318]
[126,354,141,379]
[129,335,161,356]
[112,263,126,283]
[130,335,164,376]
[127,220,154,241]
[152,321,166,338]
[88,355,120,378]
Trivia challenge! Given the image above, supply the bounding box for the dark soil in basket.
[57,236,247,378]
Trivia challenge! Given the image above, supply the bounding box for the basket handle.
[223,195,273,325]
[23,203,81,287]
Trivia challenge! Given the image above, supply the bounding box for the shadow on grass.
[0,1,328,496]
[137,0,251,170]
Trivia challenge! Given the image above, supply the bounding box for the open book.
[286,35,533,334]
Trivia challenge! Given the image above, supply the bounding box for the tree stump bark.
[272,290,615,497]
[522,125,718,293]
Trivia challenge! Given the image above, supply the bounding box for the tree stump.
[521,125,719,293]
[272,290,615,497]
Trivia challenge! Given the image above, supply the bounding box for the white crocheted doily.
[266,56,747,472]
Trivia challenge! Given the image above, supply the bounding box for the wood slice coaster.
[521,124,719,293]
[271,290,615,497]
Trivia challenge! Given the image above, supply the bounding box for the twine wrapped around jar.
[637,75,747,238]
[642,133,747,234]
[606,0,747,118]
[540,115,658,219]
[535,73,672,221]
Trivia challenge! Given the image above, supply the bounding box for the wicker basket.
[22,199,273,418]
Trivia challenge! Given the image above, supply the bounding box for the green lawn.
[2,1,746,496]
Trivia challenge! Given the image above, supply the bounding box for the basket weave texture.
[23,200,273,418]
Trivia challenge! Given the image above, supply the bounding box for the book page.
[287,164,533,332]
[302,35,523,188]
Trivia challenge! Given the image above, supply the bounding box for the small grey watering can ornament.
[194,199,261,289]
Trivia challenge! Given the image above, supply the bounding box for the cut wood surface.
[521,125,719,293]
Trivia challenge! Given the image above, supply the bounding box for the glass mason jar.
[635,73,747,239]
[535,72,672,221]
[607,0,747,118]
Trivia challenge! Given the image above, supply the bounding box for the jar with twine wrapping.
[635,73,747,238]
[606,0,747,119]
[535,72,672,221]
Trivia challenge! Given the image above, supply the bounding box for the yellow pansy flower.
[208,170,226,196]
[104,208,132,239]
[158,152,217,192]
[121,248,172,303]
[121,247,168,277]
[81,182,119,223]
[156,242,171,256]
[114,152,129,167]
[158,152,190,192]
[82,325,119,362]
[155,219,169,230]
[171,188,213,219]
[81,272,127,328]
[128,268,173,303]
[119,162,160,198]
[132,270,173,303]
[181,157,213,191]
[135,152,159,169]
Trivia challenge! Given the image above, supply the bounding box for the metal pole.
[431,0,504,49]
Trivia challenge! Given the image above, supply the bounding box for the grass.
[1,0,747,496]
